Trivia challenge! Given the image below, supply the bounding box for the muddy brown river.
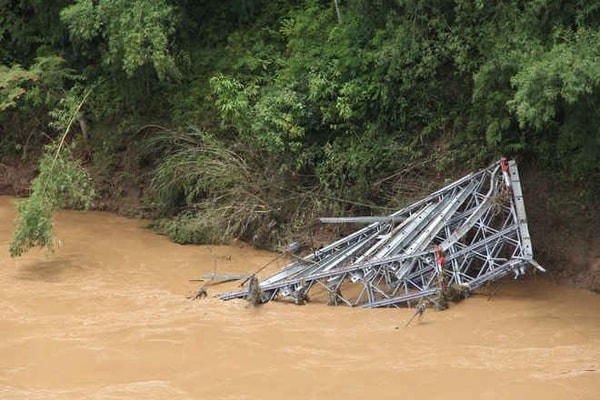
[1,196,599,399]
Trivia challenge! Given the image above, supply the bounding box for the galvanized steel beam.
[220,158,543,309]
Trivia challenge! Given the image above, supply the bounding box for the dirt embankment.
[2,157,598,292]
[521,163,600,292]
[0,154,144,215]
[0,161,36,197]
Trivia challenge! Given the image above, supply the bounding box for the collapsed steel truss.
[221,159,545,308]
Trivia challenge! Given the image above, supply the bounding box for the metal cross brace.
[220,159,544,308]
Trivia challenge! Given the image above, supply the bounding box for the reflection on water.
[15,257,86,282]
[1,196,599,400]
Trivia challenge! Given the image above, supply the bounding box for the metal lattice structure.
[220,159,545,308]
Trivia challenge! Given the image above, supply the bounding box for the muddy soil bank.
[2,157,599,292]
[520,164,600,292]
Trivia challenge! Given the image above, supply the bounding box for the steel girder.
[220,159,544,308]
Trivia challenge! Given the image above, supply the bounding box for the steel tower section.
[220,159,545,308]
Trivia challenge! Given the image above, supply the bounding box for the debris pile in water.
[221,158,545,309]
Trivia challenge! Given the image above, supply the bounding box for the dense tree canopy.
[2,0,599,248]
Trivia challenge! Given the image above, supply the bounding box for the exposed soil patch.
[3,155,598,292]
[0,161,36,197]
[521,162,600,292]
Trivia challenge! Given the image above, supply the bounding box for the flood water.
[1,195,599,399]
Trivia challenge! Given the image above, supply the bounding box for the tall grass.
[145,128,290,246]
[143,127,433,249]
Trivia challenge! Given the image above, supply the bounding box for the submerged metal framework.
[221,159,545,308]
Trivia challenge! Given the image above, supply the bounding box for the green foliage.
[48,84,86,133]
[210,72,305,155]
[209,73,253,133]
[505,28,600,175]
[208,0,448,202]
[3,0,600,249]
[0,55,81,159]
[0,63,38,111]
[0,1,70,65]
[148,130,250,210]
[10,143,95,257]
[145,128,279,244]
[509,29,600,129]
[9,195,54,258]
[151,211,224,245]
[0,56,75,112]
[61,0,180,80]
